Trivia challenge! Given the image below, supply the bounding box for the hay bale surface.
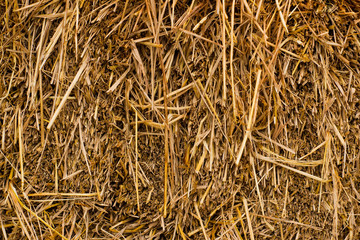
[0,0,360,239]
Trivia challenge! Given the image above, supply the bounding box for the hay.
[1,0,360,239]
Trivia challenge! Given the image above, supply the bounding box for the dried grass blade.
[17,110,24,190]
[107,66,131,93]
[47,56,89,129]
[236,70,262,165]
[79,121,91,176]
[9,184,69,240]
[194,203,210,240]
[135,111,140,212]
[243,198,255,240]
[257,153,328,182]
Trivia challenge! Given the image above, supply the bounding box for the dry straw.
[1,0,360,239]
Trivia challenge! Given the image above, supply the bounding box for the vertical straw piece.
[236,70,262,165]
